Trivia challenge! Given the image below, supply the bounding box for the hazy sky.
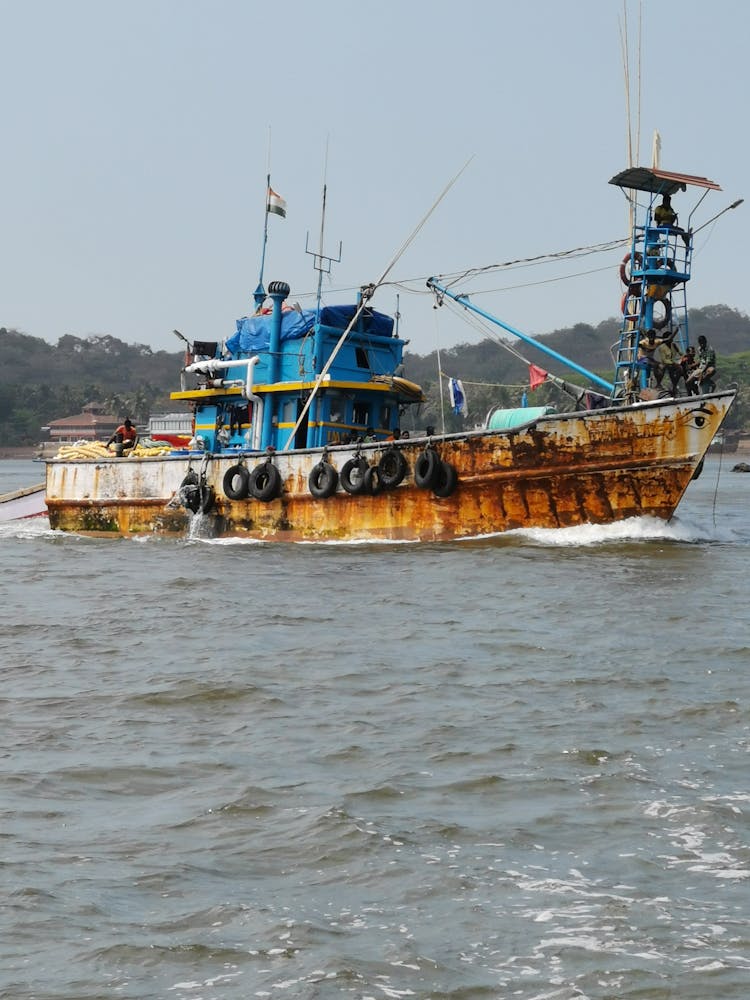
[2,0,746,358]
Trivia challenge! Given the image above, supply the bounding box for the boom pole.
[427,279,615,394]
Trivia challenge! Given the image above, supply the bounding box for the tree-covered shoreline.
[2,303,748,445]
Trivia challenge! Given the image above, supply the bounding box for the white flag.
[267,187,287,218]
[651,130,661,169]
[449,378,467,416]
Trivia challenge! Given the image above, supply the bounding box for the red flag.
[529,364,548,390]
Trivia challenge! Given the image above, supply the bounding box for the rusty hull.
[45,393,734,542]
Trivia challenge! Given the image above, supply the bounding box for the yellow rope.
[55,440,173,459]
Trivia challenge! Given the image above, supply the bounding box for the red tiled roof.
[46,411,121,441]
[47,412,118,428]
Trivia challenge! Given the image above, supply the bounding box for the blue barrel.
[486,405,556,430]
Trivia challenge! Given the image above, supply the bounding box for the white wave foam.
[2,511,735,548]
[507,514,732,547]
[0,517,54,540]
[188,515,721,548]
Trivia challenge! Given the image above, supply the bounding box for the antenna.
[635,0,642,166]
[690,197,744,236]
[305,138,343,321]
[620,1,644,232]
[283,157,473,451]
[620,3,633,170]
[305,218,343,292]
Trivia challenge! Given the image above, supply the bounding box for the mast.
[305,186,342,391]
[281,161,472,452]
[305,185,343,337]
[303,159,342,449]
[254,173,272,311]
[609,167,722,399]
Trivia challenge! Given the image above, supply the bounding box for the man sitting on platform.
[654,194,691,248]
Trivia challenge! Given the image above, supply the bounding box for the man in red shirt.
[106,418,138,453]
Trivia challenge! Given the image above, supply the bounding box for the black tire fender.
[179,470,201,512]
[199,484,216,513]
[223,464,249,500]
[340,457,368,494]
[181,486,201,513]
[308,461,339,499]
[248,461,282,501]
[652,297,672,330]
[432,460,458,498]
[378,447,408,489]
[414,449,441,490]
[364,465,381,496]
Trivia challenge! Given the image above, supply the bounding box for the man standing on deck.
[637,329,667,386]
[687,335,717,394]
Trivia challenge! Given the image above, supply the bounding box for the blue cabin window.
[281,400,297,423]
[353,403,369,425]
[355,347,370,369]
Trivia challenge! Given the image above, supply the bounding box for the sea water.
[1,457,749,999]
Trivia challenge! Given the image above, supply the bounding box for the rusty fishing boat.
[43,166,736,541]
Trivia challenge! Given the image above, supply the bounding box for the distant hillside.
[400,304,750,435]
[403,304,750,388]
[0,328,184,389]
[0,328,184,445]
[1,304,748,444]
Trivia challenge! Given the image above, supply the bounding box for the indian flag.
[267,188,287,218]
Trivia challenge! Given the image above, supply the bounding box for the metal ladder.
[613,222,692,398]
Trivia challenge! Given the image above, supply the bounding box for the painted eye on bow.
[687,404,713,429]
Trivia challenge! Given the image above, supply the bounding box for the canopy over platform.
[609,167,722,195]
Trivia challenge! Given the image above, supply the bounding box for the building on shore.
[41,403,123,445]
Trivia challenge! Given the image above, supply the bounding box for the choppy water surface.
[2,458,749,999]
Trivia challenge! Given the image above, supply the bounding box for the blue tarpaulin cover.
[226,309,316,355]
[226,305,394,356]
[318,305,394,338]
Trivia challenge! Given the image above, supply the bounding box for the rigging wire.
[711,438,724,529]
[433,308,446,436]
[429,238,628,290]
[433,295,600,411]
[284,236,629,305]
[438,371,530,391]
[417,262,618,298]
[436,295,541,369]
[280,158,473,451]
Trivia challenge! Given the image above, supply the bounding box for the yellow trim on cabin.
[170,378,412,402]
[194,421,364,433]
